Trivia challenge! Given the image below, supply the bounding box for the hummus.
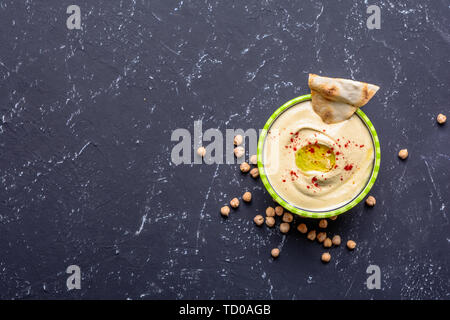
[263,100,374,211]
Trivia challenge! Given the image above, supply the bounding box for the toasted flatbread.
[311,90,358,124]
[308,74,379,123]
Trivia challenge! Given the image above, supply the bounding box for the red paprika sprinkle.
[344,164,353,171]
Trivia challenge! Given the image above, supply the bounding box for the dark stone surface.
[0,0,448,299]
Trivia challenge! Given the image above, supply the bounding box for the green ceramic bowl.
[257,94,381,218]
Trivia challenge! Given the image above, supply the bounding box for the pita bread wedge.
[308,74,379,124]
[311,90,358,124]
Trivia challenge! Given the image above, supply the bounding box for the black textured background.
[0,0,449,299]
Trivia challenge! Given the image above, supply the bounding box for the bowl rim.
[257,94,381,218]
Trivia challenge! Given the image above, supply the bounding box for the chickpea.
[319,219,328,229]
[197,146,206,157]
[265,206,275,217]
[398,149,408,160]
[437,113,447,124]
[220,206,230,217]
[317,232,327,243]
[265,216,275,228]
[280,222,290,234]
[240,162,251,173]
[321,252,331,263]
[329,215,337,221]
[242,191,252,202]
[233,134,243,146]
[323,238,332,248]
[249,154,257,165]
[297,223,307,234]
[307,230,316,241]
[234,146,245,158]
[366,195,376,207]
[275,206,284,216]
[332,235,341,246]
[230,198,239,209]
[282,212,293,223]
[250,167,259,178]
[253,215,264,226]
[347,240,357,250]
[271,248,280,258]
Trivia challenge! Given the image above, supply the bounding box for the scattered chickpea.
[275,206,284,216]
[321,252,331,263]
[271,248,280,258]
[265,216,275,228]
[230,198,239,209]
[317,232,327,243]
[297,223,308,234]
[249,154,257,165]
[437,113,447,124]
[323,238,332,248]
[280,222,290,234]
[220,206,230,217]
[265,206,275,217]
[233,134,243,146]
[398,149,408,160]
[240,162,251,173]
[329,216,337,221]
[332,235,341,246]
[319,219,328,229]
[307,230,316,241]
[250,167,259,178]
[253,215,264,226]
[347,240,357,250]
[366,195,376,207]
[234,146,245,158]
[197,146,206,157]
[242,191,252,202]
[282,212,293,223]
